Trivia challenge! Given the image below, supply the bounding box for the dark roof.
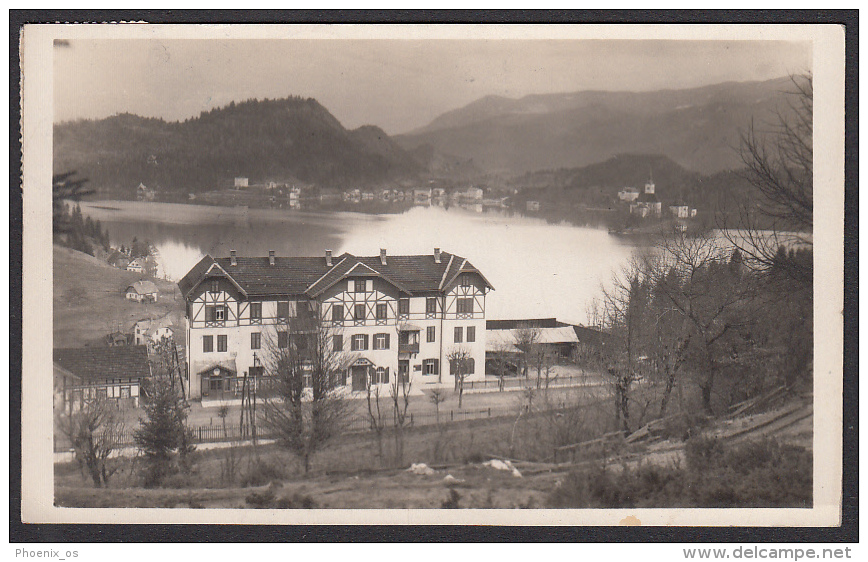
[487,318,570,330]
[572,325,616,346]
[178,251,493,299]
[53,346,151,383]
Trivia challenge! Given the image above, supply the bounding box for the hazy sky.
[54,39,811,135]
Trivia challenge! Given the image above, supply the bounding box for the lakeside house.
[53,345,151,410]
[618,187,640,202]
[630,178,662,217]
[234,177,249,189]
[136,183,155,201]
[526,200,540,212]
[125,280,159,303]
[177,248,493,400]
[106,249,129,270]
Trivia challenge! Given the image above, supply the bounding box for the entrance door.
[398,360,410,383]
[351,365,367,391]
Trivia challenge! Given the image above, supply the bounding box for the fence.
[55,405,520,451]
[464,372,598,392]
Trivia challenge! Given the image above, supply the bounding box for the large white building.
[178,248,493,400]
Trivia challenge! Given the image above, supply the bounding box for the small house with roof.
[125,280,159,303]
[134,316,175,346]
[53,345,151,410]
[177,248,493,400]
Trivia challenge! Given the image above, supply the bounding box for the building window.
[333,334,343,352]
[251,332,261,350]
[250,302,262,321]
[450,357,475,375]
[354,304,366,322]
[456,298,474,314]
[205,305,226,323]
[373,367,389,384]
[398,298,410,317]
[373,333,390,350]
[354,279,367,293]
[351,334,369,351]
[427,326,436,343]
[203,335,213,353]
[217,334,228,352]
[332,304,343,323]
[460,273,472,287]
[210,280,220,293]
[467,326,476,343]
[423,359,439,375]
[376,303,388,320]
[278,331,288,349]
[426,297,437,315]
[277,301,290,319]
[454,327,463,343]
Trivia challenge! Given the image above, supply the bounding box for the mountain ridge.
[398,76,803,174]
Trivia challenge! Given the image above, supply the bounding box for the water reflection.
[80,201,642,324]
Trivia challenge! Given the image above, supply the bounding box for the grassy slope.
[53,244,184,348]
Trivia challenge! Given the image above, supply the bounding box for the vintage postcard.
[20,23,845,526]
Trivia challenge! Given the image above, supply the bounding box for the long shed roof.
[53,346,151,383]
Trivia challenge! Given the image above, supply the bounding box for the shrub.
[442,489,461,509]
[245,489,276,508]
[550,437,811,508]
[243,461,287,487]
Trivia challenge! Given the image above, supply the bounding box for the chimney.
[434,248,441,264]
[268,250,275,266]
[230,250,237,267]
[325,249,333,267]
[380,248,387,266]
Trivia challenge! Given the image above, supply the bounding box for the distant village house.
[125,280,159,303]
[134,316,174,346]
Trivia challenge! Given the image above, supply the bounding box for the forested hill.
[53,97,423,194]
[512,153,759,224]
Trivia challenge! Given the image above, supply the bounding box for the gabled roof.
[53,346,151,383]
[178,251,494,300]
[127,280,158,294]
[441,258,495,291]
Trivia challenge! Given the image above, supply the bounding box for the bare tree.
[725,73,813,285]
[447,347,473,409]
[259,309,352,474]
[649,231,756,414]
[365,369,388,465]
[513,324,540,381]
[57,398,125,487]
[489,342,515,392]
[389,370,412,467]
[428,388,447,426]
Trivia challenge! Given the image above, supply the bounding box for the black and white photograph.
[20,23,845,525]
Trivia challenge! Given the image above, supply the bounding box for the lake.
[78,200,647,325]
